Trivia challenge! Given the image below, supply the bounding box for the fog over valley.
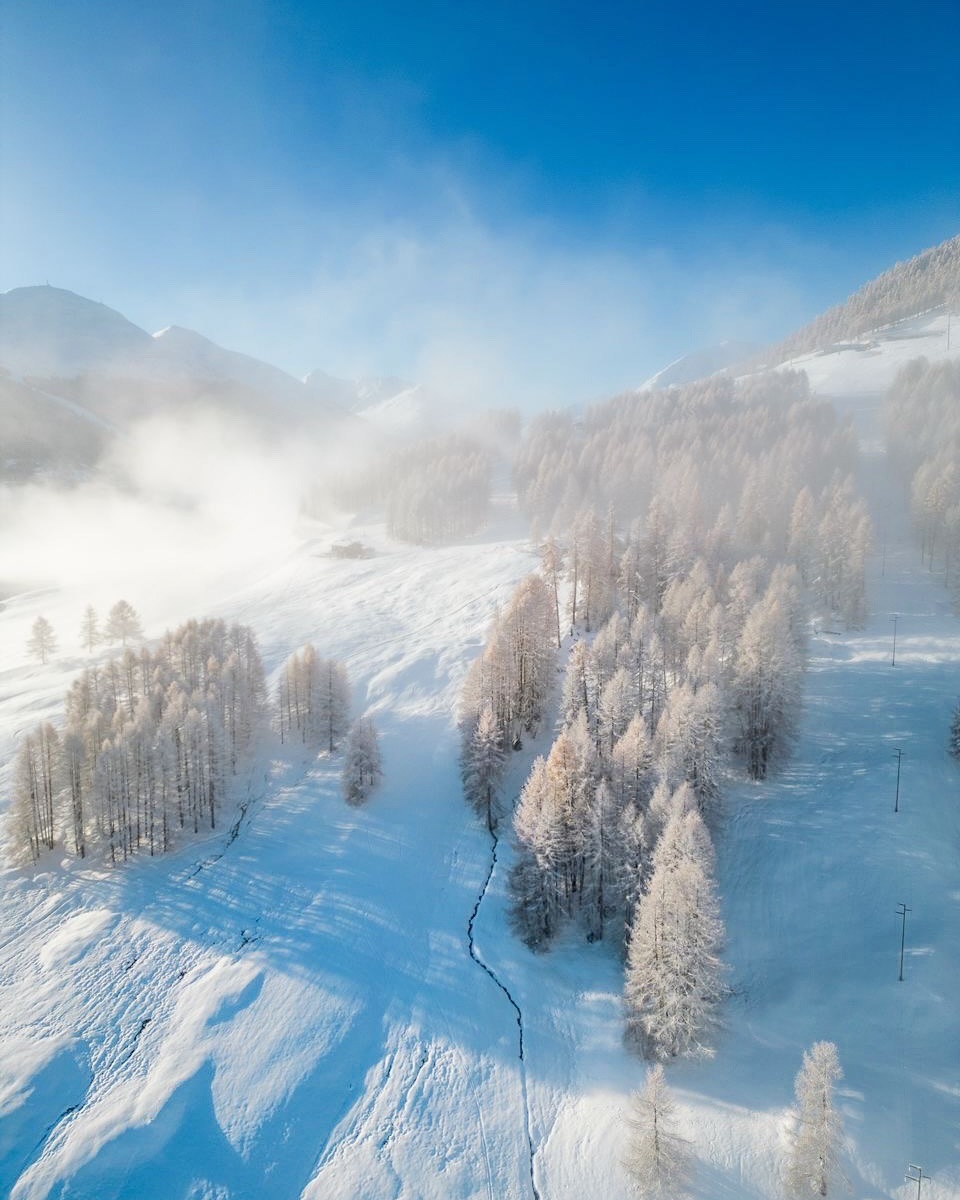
[3,4,960,1197]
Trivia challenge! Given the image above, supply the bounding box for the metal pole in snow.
[906,1163,924,1198]
[891,614,899,666]
[897,902,911,982]
[893,748,903,813]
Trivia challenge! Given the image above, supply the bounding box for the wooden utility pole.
[893,748,903,813]
[896,902,911,981]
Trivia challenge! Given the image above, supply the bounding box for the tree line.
[26,599,145,666]
[751,231,960,369]
[886,356,960,599]
[513,371,870,630]
[460,368,873,1064]
[9,622,381,866]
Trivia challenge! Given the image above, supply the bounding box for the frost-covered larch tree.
[342,717,383,806]
[461,703,505,832]
[623,1064,693,1199]
[624,791,725,1059]
[10,723,61,862]
[104,599,143,647]
[277,645,350,751]
[27,616,57,665]
[785,1041,846,1197]
[732,581,804,780]
[80,605,100,653]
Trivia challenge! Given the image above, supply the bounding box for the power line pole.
[893,748,903,813]
[906,1163,924,1199]
[896,902,911,982]
[891,614,899,666]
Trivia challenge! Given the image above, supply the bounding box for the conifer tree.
[624,797,725,1059]
[342,718,383,806]
[949,699,960,759]
[10,724,61,862]
[623,1064,693,1198]
[80,605,100,654]
[785,1041,846,1198]
[461,704,505,832]
[104,600,143,647]
[27,616,57,665]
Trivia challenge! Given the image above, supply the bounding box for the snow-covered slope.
[781,309,958,397]
[640,340,759,391]
[3,285,960,1198]
[0,287,154,379]
[304,371,440,436]
[2,405,960,1199]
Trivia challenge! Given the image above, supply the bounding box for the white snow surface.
[1,342,960,1198]
[781,310,958,437]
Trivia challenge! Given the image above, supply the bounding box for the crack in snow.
[467,823,542,1200]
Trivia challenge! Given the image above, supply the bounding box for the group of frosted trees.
[26,600,144,665]
[276,644,351,751]
[11,622,380,864]
[757,232,960,368]
[502,548,806,933]
[886,357,960,597]
[459,573,557,762]
[274,641,382,805]
[11,618,267,864]
[625,1041,846,1198]
[384,434,492,543]
[514,372,870,631]
[457,367,874,1063]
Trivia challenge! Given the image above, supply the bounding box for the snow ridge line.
[467,824,542,1200]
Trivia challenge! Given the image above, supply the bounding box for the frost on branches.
[341,718,383,806]
[460,703,505,833]
[623,786,726,1060]
[623,1064,693,1199]
[26,616,57,665]
[276,644,351,752]
[7,618,267,865]
[785,1041,847,1198]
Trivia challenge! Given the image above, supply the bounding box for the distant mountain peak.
[641,340,759,391]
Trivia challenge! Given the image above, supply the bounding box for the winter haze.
[2,3,960,1199]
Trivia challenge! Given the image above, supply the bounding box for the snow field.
[2,341,960,1197]
[0,521,542,1198]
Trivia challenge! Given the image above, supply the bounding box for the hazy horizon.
[3,1,959,408]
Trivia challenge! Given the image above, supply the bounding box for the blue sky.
[2,0,959,407]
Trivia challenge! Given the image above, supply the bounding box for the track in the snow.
[467,822,541,1200]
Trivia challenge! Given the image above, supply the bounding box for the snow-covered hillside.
[783,310,958,404]
[640,340,758,391]
[0,287,353,445]
[1,313,960,1199]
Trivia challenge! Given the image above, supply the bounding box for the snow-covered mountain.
[0,286,364,476]
[0,286,154,379]
[640,339,759,390]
